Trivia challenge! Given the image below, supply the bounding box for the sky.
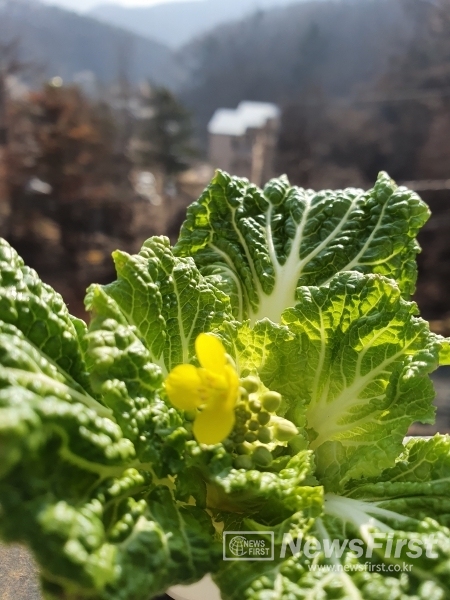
[41,0,198,12]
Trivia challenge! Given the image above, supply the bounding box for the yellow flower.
[165,333,239,445]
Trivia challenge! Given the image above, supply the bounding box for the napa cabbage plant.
[1,171,450,600]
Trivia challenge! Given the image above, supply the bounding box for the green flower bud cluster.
[226,376,298,470]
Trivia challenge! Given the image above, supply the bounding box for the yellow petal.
[165,364,203,411]
[224,365,239,410]
[195,333,226,374]
[193,404,236,445]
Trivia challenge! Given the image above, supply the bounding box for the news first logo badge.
[223,531,275,561]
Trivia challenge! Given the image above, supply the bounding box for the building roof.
[208,101,280,136]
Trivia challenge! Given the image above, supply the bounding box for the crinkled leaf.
[348,434,450,526]
[207,451,320,525]
[100,486,221,600]
[0,238,92,391]
[0,320,129,479]
[84,285,189,474]
[1,466,219,600]
[221,272,440,491]
[280,272,438,490]
[176,171,429,323]
[0,249,218,598]
[214,488,323,600]
[0,316,216,598]
[215,437,450,600]
[97,236,233,374]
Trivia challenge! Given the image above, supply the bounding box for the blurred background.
[0,0,449,431]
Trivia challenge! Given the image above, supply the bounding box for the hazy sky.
[41,0,198,12]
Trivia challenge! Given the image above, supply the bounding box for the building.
[208,101,280,187]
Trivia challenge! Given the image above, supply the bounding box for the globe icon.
[229,535,247,557]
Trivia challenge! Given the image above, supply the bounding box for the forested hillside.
[91,0,303,49]
[177,0,450,183]
[0,0,183,87]
[178,0,413,133]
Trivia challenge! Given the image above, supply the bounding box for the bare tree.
[0,36,34,218]
[0,37,30,146]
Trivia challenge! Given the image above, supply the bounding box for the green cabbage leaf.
[176,171,429,323]
[1,172,450,600]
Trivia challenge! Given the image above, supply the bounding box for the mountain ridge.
[0,0,184,88]
[90,0,308,48]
